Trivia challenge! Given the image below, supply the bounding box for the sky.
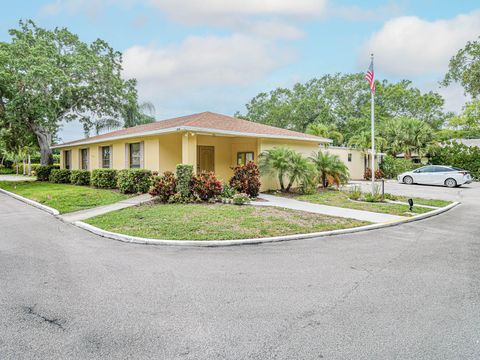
[2,0,479,142]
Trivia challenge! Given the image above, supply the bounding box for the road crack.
[23,305,65,331]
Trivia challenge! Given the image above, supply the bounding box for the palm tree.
[348,131,387,170]
[259,147,293,191]
[306,123,344,146]
[310,151,349,188]
[123,101,156,128]
[285,151,314,192]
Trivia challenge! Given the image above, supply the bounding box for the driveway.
[1,184,479,359]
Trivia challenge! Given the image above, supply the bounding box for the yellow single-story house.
[53,112,330,191]
[326,146,383,180]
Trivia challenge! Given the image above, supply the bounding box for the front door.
[197,146,215,173]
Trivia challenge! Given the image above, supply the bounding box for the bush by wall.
[70,170,91,186]
[431,142,480,179]
[175,164,193,198]
[191,171,223,201]
[229,161,261,198]
[36,165,60,181]
[117,169,152,194]
[91,169,118,189]
[49,169,71,183]
[0,165,14,174]
[380,155,421,179]
[364,168,385,180]
[149,171,177,202]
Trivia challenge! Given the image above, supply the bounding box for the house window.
[64,150,71,170]
[101,146,111,168]
[80,148,89,170]
[348,153,352,162]
[237,152,254,166]
[129,143,141,168]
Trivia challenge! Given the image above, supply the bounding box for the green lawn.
[294,190,436,217]
[85,203,369,240]
[393,195,451,208]
[0,181,129,214]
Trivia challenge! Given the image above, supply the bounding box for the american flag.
[365,59,375,94]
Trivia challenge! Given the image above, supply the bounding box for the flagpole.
[370,53,375,194]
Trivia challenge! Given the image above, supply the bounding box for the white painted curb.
[0,187,60,216]
[74,201,460,247]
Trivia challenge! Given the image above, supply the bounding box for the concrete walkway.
[253,193,406,223]
[59,193,153,222]
[0,174,36,181]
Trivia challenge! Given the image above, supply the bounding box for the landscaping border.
[0,187,60,216]
[74,201,459,247]
[0,185,459,246]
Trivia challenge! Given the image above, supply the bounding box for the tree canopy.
[0,20,149,164]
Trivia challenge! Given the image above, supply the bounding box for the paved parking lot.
[0,183,479,359]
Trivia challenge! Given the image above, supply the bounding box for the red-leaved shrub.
[191,171,223,201]
[148,171,176,202]
[364,168,384,180]
[229,161,261,198]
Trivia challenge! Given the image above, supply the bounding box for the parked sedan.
[398,165,472,187]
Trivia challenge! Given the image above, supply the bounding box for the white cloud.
[362,11,480,76]
[147,0,327,22]
[122,34,295,101]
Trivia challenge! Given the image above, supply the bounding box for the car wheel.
[403,175,413,185]
[445,178,457,188]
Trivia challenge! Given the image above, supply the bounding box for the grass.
[293,190,435,217]
[392,195,451,208]
[0,181,129,214]
[84,203,369,240]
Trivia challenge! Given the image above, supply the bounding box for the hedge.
[49,169,71,183]
[36,165,60,181]
[91,169,118,189]
[431,142,480,179]
[380,155,421,179]
[175,164,193,198]
[70,170,91,186]
[117,169,152,194]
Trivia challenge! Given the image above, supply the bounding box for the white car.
[398,165,472,188]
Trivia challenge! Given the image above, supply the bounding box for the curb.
[0,188,60,216]
[74,201,460,247]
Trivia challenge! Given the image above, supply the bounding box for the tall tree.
[443,36,480,98]
[0,20,143,165]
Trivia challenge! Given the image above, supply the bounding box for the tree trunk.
[278,174,285,191]
[28,155,31,176]
[31,124,54,165]
[22,159,26,175]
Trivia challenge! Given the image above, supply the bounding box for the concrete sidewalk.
[253,193,406,223]
[59,193,153,222]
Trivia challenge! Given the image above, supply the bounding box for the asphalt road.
[1,183,479,359]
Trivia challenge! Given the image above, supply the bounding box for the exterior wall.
[259,139,320,191]
[59,132,322,192]
[326,147,380,180]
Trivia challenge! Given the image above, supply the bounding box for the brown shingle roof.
[54,112,330,148]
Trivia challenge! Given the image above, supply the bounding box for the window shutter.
[98,147,102,168]
[86,149,89,169]
[140,141,144,168]
[125,144,129,168]
[109,146,113,168]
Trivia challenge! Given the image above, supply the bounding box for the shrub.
[191,171,223,201]
[221,184,236,199]
[347,185,362,200]
[232,193,250,205]
[380,155,421,179]
[363,184,383,202]
[431,141,480,179]
[36,164,60,181]
[70,170,91,186]
[91,169,118,189]
[49,169,71,183]
[383,193,398,201]
[364,168,384,180]
[117,169,152,194]
[0,165,14,175]
[149,171,177,202]
[175,164,194,198]
[229,161,261,198]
